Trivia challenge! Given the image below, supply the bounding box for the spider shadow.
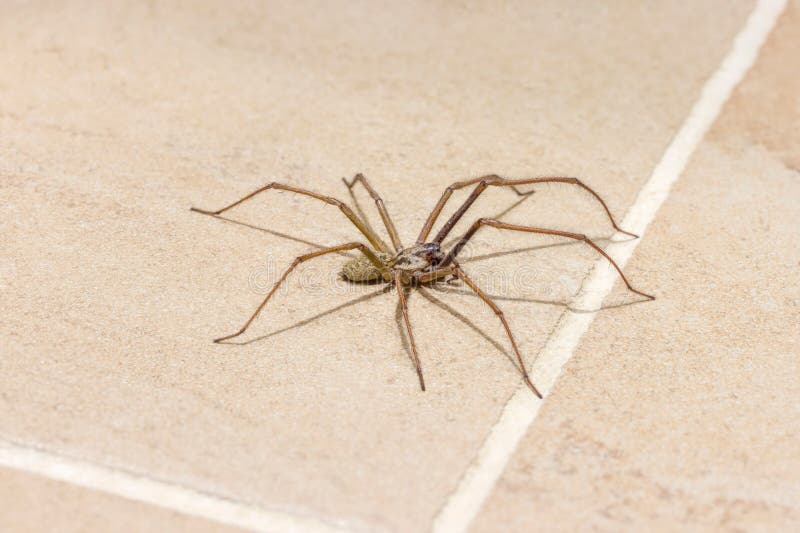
[414,287,521,371]
[197,188,649,358]
[428,282,651,312]
[205,228,646,352]
[448,235,651,312]
[392,286,521,379]
[216,284,393,346]
[191,212,357,258]
[457,239,601,265]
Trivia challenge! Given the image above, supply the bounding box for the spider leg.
[342,174,403,252]
[213,242,388,343]
[191,182,387,252]
[421,175,637,245]
[440,190,535,250]
[414,266,456,284]
[442,218,655,300]
[450,260,542,398]
[394,271,426,391]
[417,174,531,244]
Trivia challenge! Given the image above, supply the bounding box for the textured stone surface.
[0,467,244,533]
[472,3,800,531]
[0,1,768,531]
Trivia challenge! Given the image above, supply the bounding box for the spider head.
[391,243,444,273]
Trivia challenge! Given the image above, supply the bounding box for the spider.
[191,174,654,398]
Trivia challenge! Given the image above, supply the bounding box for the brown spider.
[191,174,654,398]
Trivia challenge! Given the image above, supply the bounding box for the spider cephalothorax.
[391,243,445,273]
[341,243,444,283]
[192,173,654,398]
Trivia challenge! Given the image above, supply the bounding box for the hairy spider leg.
[410,262,543,397]
[213,242,388,343]
[343,174,403,252]
[417,174,532,244]
[443,218,655,300]
[450,259,543,398]
[191,182,388,253]
[414,266,456,284]
[341,177,391,253]
[418,175,638,246]
[395,271,425,391]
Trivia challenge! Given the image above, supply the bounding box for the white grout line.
[431,1,787,531]
[0,440,357,533]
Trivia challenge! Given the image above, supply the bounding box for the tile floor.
[1,1,796,531]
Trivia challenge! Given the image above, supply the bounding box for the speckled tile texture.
[472,3,800,532]
[3,1,793,531]
[0,467,246,533]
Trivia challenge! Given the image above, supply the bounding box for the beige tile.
[472,4,800,532]
[0,467,244,533]
[0,1,755,530]
[712,0,800,171]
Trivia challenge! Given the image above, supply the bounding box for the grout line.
[0,440,357,533]
[431,1,787,531]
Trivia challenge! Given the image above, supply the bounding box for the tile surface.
[0,1,766,531]
[0,467,244,533]
[472,3,800,532]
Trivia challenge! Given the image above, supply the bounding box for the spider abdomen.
[341,252,391,282]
